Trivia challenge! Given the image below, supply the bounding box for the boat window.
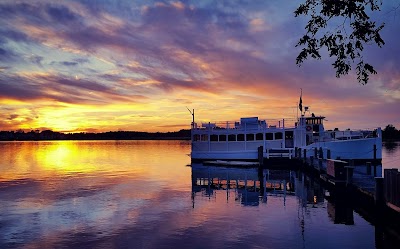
[237,134,245,141]
[194,134,200,141]
[285,131,293,139]
[246,134,254,141]
[201,134,208,141]
[256,133,263,140]
[210,134,218,142]
[219,135,227,141]
[228,134,236,141]
[265,133,273,140]
[275,132,283,140]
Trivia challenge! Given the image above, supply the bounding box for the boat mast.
[187,107,195,129]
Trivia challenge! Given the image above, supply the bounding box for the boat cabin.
[304,116,325,144]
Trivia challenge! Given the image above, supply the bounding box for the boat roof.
[305,116,325,120]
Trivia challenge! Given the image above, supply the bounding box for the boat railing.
[192,118,297,131]
[265,148,295,159]
[322,128,380,141]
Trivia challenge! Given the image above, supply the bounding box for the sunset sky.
[1,0,399,133]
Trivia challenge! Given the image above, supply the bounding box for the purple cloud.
[0,0,398,130]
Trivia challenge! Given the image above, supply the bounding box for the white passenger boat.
[189,108,382,164]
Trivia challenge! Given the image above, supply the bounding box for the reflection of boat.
[190,104,382,163]
[191,164,356,226]
[191,164,296,206]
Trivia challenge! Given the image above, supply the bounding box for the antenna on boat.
[186,107,194,129]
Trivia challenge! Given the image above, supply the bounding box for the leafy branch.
[295,0,385,84]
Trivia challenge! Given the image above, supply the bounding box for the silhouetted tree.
[295,0,385,84]
[383,124,400,140]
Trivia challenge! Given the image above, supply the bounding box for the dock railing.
[384,169,400,212]
[265,148,295,159]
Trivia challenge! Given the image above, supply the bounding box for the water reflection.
[191,164,357,226]
[382,141,400,170]
[191,165,298,207]
[383,141,399,154]
[0,141,399,248]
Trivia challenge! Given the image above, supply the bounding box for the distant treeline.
[382,124,400,141]
[0,124,398,141]
[0,129,191,141]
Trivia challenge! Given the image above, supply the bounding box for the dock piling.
[258,146,264,166]
[366,162,371,175]
[375,177,385,207]
[345,166,354,186]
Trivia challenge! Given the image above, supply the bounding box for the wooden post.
[258,146,264,167]
[314,147,317,158]
[263,172,267,197]
[397,171,400,208]
[345,166,354,186]
[245,173,248,190]
[303,149,307,163]
[375,177,384,207]
[327,149,331,159]
[318,157,322,171]
[389,169,399,207]
[366,162,371,175]
[319,147,323,159]
[373,144,377,174]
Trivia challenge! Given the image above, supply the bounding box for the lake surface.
[0,140,399,249]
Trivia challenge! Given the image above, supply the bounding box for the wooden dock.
[256,145,400,236]
[292,150,400,237]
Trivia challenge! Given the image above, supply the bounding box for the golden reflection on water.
[35,141,97,173]
[0,140,191,186]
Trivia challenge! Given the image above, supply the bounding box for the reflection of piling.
[258,168,267,201]
[258,168,264,191]
[258,146,264,167]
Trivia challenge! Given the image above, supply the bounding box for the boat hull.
[191,137,382,163]
[303,137,382,161]
[191,150,258,162]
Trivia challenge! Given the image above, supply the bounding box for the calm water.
[0,140,399,249]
